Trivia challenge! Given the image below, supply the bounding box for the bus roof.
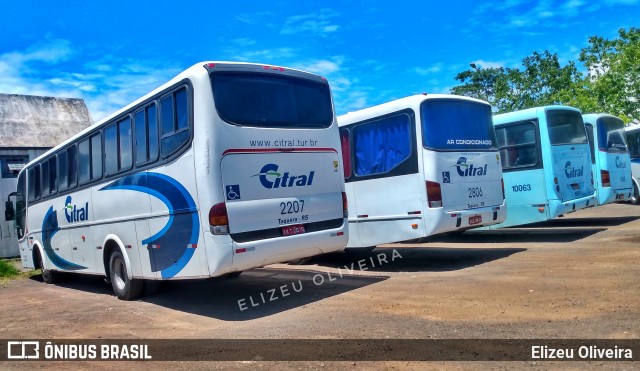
[493,105,581,126]
[582,113,623,125]
[337,93,490,127]
[21,61,329,170]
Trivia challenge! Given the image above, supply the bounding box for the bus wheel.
[632,184,640,205]
[109,250,143,300]
[36,250,57,284]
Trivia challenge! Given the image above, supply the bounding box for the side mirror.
[5,200,15,221]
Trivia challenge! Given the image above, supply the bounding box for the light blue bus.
[489,105,597,228]
[624,123,640,204]
[583,113,633,205]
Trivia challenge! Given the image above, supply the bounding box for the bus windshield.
[211,71,333,128]
[597,117,628,153]
[546,109,588,145]
[421,99,497,151]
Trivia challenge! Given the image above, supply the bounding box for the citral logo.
[564,161,584,178]
[64,196,89,223]
[615,156,627,169]
[254,164,315,189]
[455,157,488,177]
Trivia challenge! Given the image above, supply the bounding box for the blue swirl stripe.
[42,206,86,270]
[100,172,200,279]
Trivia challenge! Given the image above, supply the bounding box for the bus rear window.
[211,72,333,128]
[546,110,588,145]
[421,99,497,151]
[597,117,628,153]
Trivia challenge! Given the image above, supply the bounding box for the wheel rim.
[113,257,127,291]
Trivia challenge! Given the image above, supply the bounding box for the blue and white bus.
[624,123,640,204]
[338,94,506,249]
[490,105,596,228]
[583,113,632,205]
[6,61,349,300]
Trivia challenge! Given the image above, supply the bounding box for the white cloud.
[413,64,443,76]
[294,59,341,75]
[0,39,182,122]
[470,60,505,69]
[280,9,340,36]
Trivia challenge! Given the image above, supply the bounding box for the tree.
[579,27,640,123]
[450,66,505,104]
[451,51,586,114]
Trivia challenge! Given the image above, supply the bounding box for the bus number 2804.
[468,187,483,198]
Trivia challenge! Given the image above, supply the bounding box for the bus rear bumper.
[428,203,507,235]
[597,187,633,206]
[209,220,348,275]
[549,194,597,218]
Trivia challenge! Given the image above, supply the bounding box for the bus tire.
[631,183,640,205]
[35,250,57,284]
[109,250,143,300]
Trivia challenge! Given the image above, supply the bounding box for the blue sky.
[1,0,639,122]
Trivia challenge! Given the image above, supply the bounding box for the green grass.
[0,259,20,278]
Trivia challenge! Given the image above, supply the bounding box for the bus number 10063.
[280,200,305,215]
[511,184,532,192]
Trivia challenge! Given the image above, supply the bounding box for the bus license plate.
[282,224,305,236]
[469,215,482,225]
[571,183,580,190]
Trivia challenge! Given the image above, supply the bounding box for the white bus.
[338,94,506,249]
[624,123,640,204]
[583,113,633,205]
[6,61,349,300]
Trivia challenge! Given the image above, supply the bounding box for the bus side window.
[160,87,190,158]
[90,133,102,180]
[48,156,57,195]
[497,122,538,169]
[134,103,159,166]
[28,165,41,202]
[78,138,90,184]
[352,114,411,176]
[340,128,352,179]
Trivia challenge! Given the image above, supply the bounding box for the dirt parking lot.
[1,203,639,369]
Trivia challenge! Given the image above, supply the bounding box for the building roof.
[0,93,93,148]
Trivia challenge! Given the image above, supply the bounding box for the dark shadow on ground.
[523,215,640,228]
[31,268,388,321]
[307,246,526,273]
[423,227,606,244]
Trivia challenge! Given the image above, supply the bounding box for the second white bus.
[338,94,506,249]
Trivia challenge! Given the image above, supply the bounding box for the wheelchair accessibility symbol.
[442,171,451,183]
[226,185,241,200]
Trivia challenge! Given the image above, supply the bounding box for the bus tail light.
[501,178,505,199]
[426,181,442,208]
[601,170,611,187]
[342,192,348,218]
[209,203,229,235]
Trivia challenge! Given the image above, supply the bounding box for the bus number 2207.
[281,200,305,214]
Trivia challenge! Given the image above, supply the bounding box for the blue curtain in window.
[353,115,410,176]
